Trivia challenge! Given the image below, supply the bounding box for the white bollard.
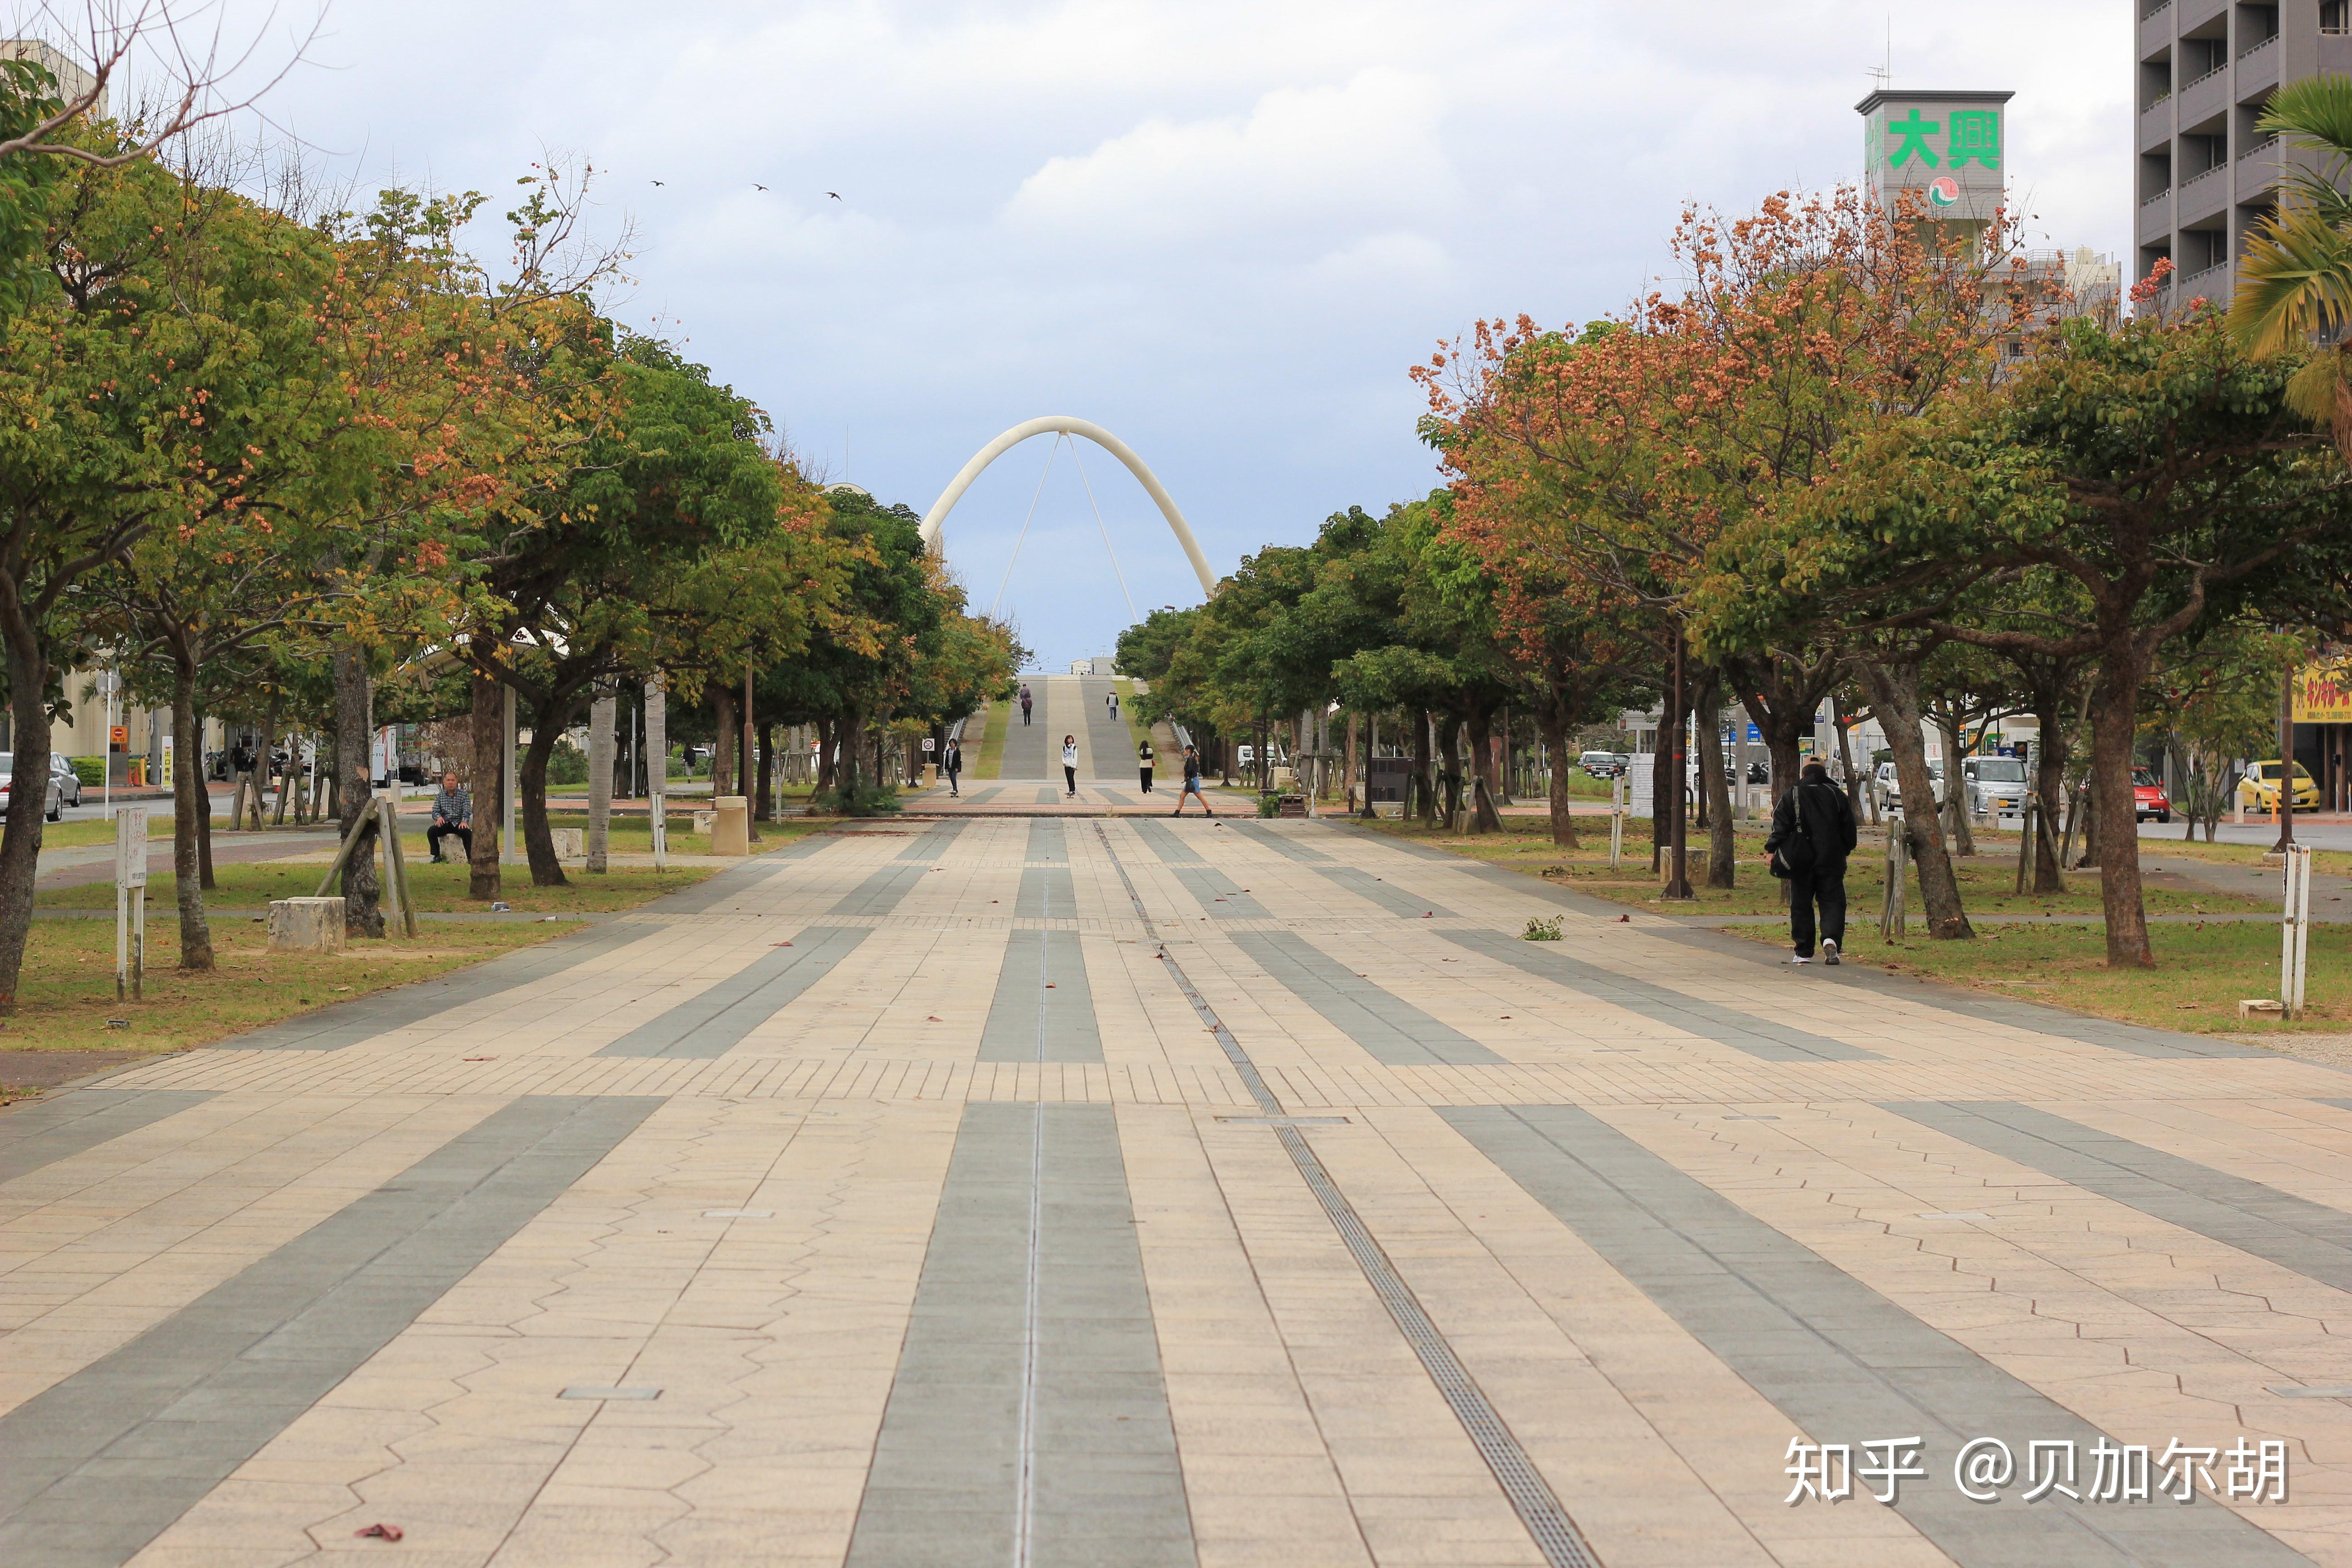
[2283,844,2313,1017]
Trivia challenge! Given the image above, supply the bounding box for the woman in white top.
[1062,736,1079,797]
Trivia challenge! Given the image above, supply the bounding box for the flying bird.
[651,179,665,186]
[753,183,768,191]
[827,191,842,201]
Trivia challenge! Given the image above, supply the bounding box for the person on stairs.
[1062,735,1079,798]
[1137,739,1155,794]
[941,736,962,798]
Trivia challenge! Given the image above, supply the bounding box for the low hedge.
[69,756,103,787]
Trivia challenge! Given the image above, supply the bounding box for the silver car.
[0,753,64,821]
[1877,759,1945,813]
[1962,756,2029,817]
[49,753,82,808]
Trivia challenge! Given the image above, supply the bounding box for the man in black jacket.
[1763,760,1859,965]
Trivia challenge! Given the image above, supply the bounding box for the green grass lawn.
[1353,813,2333,1036]
[1360,815,2271,921]
[1735,917,2352,1036]
[971,701,1006,780]
[5,917,584,1059]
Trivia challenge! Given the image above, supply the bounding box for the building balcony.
[2176,163,2231,225]
[2238,32,2282,93]
[2174,258,2236,303]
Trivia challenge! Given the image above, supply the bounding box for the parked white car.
[0,753,64,821]
[1876,759,1945,814]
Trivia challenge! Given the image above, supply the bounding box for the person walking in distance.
[1171,745,1214,816]
[1061,735,1079,798]
[1764,759,1858,965]
[1107,688,1119,722]
[1137,738,1155,794]
[941,736,962,798]
[1019,684,1033,727]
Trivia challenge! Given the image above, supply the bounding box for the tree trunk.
[1462,705,1504,833]
[1695,676,1735,889]
[468,667,503,902]
[169,663,213,970]
[333,642,383,938]
[836,707,863,799]
[2030,684,2069,894]
[194,700,215,890]
[1537,708,1579,848]
[1437,714,1464,829]
[814,715,834,794]
[713,686,738,799]
[1411,712,1435,823]
[587,691,614,875]
[519,690,581,887]
[1939,714,1975,856]
[0,617,49,1007]
[1653,666,1681,871]
[2088,655,2156,967]
[1859,660,1973,941]
[756,720,775,822]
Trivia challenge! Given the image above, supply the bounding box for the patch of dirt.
[2226,1032,2352,1071]
[0,1049,152,1094]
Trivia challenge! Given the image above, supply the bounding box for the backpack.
[1769,785,1818,880]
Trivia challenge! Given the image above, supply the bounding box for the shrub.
[69,757,103,787]
[813,783,900,817]
[546,741,588,786]
[1522,915,1565,941]
[1256,793,1282,818]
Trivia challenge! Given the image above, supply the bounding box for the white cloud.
[1003,69,1455,253]
[201,0,2133,669]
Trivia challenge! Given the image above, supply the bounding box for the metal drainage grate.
[1094,822,1606,1568]
[1215,1115,1352,1126]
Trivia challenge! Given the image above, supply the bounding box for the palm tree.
[2230,75,2352,456]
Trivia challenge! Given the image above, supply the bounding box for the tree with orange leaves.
[1421,186,2032,911]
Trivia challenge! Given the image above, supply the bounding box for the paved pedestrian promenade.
[8,815,2352,1566]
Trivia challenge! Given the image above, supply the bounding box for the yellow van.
[2238,761,2322,811]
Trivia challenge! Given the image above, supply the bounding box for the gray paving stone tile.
[1893,1100,2352,1297]
[0,1089,213,1186]
[847,1103,1193,1568]
[0,1094,660,1568]
[1440,928,1878,1062]
[1230,930,1501,1066]
[1441,1103,2308,1568]
[596,925,872,1058]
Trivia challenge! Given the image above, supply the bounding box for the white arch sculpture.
[920,416,1217,597]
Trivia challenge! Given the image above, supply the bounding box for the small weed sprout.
[1523,915,1564,942]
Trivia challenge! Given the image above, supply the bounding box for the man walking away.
[428,770,474,863]
[942,737,962,798]
[1062,734,1079,797]
[1171,745,1214,817]
[1108,689,1120,721]
[1764,760,1857,964]
[1019,685,1033,726]
[1137,739,1155,794]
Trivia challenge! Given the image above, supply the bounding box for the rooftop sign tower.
[1857,88,2013,236]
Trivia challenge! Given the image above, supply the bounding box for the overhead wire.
[1068,437,1139,623]
[990,434,1061,620]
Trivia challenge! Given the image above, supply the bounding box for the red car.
[2132,767,2171,824]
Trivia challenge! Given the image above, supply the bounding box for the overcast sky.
[189,0,2129,671]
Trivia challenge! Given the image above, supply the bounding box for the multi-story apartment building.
[2137,0,2352,305]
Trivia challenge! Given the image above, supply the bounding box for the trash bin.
[711,795,750,856]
